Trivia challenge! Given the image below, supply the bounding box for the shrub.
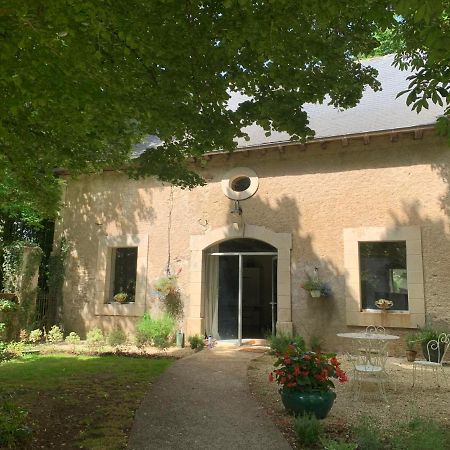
[0,402,32,448]
[293,413,322,446]
[65,332,80,345]
[188,334,205,350]
[135,313,175,349]
[86,328,105,350]
[267,333,305,355]
[320,438,357,450]
[353,417,383,450]
[107,328,127,347]
[29,329,43,344]
[389,417,450,450]
[47,325,64,345]
[5,342,24,359]
[0,342,13,362]
[19,329,29,343]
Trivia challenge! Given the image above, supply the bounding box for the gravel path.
[128,346,291,450]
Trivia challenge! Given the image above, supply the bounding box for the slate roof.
[133,54,445,157]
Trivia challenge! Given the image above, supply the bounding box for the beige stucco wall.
[55,130,450,353]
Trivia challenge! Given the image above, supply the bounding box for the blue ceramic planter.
[280,389,336,419]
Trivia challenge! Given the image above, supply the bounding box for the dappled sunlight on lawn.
[0,354,173,449]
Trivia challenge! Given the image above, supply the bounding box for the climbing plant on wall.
[0,241,43,338]
[47,237,70,320]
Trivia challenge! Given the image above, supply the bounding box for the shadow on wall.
[223,191,450,350]
[432,160,450,218]
[57,141,450,344]
[389,200,450,331]
[212,193,344,348]
[56,174,159,337]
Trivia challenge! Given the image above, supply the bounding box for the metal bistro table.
[337,331,400,343]
[337,330,400,400]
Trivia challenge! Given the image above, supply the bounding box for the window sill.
[346,310,424,329]
[95,302,144,317]
[107,302,136,305]
[362,309,409,314]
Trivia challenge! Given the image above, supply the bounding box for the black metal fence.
[1,217,56,327]
[35,290,57,328]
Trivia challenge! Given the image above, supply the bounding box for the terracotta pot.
[406,350,417,362]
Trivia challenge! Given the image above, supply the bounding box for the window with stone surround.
[359,241,408,311]
[343,227,425,329]
[95,234,148,316]
[111,247,138,302]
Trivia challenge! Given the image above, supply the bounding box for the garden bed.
[248,353,450,449]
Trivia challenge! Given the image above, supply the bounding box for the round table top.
[337,332,400,341]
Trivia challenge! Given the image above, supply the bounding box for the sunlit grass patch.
[0,354,173,449]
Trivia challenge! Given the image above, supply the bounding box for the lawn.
[0,354,173,449]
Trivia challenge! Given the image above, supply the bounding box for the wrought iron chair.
[365,325,386,335]
[351,337,390,401]
[412,333,450,387]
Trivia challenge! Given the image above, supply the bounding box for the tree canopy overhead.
[0,1,448,223]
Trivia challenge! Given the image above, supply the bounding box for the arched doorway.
[188,224,292,345]
[205,238,277,343]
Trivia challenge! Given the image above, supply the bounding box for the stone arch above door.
[187,224,292,338]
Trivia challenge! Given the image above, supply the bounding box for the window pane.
[359,241,408,311]
[218,238,276,253]
[113,247,138,302]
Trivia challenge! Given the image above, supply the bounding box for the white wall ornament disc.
[221,167,259,201]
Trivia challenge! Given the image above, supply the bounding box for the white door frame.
[187,224,292,340]
[209,251,278,345]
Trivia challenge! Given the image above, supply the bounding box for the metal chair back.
[424,333,450,364]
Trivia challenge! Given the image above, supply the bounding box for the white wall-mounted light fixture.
[230,200,242,217]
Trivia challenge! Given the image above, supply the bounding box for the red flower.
[268,346,347,390]
[330,357,340,366]
[338,373,348,383]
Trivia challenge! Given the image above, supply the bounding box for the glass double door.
[211,252,277,344]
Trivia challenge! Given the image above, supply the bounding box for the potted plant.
[375,298,394,310]
[153,269,181,298]
[113,292,128,304]
[404,332,418,362]
[417,328,447,363]
[188,334,205,351]
[301,276,331,298]
[269,344,348,419]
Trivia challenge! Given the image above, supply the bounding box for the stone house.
[55,55,449,350]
